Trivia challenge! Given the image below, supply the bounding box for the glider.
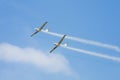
[31,21,48,37]
[50,35,66,53]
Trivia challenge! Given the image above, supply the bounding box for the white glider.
[50,35,66,53]
[31,21,48,37]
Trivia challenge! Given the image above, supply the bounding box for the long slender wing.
[57,35,66,45]
[49,46,58,53]
[38,21,48,30]
[31,31,39,37]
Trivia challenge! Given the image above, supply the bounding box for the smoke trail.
[42,30,120,52]
[66,36,120,52]
[42,30,63,37]
[60,45,120,62]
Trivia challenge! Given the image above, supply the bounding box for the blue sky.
[0,0,120,80]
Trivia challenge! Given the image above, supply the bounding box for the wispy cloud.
[0,43,71,75]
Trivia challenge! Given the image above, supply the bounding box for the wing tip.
[30,34,34,37]
[45,21,48,24]
[49,50,53,53]
[64,34,67,36]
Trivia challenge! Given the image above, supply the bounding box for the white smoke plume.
[60,44,120,62]
[42,30,120,52]
[0,43,71,74]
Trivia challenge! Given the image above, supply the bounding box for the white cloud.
[0,43,71,74]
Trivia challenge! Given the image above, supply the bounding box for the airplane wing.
[38,21,48,29]
[57,35,66,45]
[49,35,66,53]
[31,31,39,37]
[50,46,58,53]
